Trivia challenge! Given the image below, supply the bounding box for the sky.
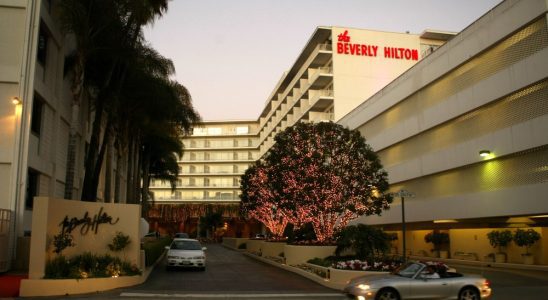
[144,0,502,121]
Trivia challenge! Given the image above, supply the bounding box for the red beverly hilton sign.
[336,30,419,61]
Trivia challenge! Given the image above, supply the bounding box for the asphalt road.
[20,244,548,300]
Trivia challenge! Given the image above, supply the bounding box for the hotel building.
[339,0,548,264]
[149,26,451,235]
[153,0,548,264]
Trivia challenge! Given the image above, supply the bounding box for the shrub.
[238,243,247,249]
[424,231,449,251]
[143,237,172,267]
[335,224,391,259]
[513,229,540,255]
[487,230,513,253]
[108,231,131,252]
[307,257,332,267]
[44,252,141,279]
[52,232,75,255]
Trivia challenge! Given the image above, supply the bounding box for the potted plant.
[513,229,540,265]
[424,231,449,258]
[487,230,513,263]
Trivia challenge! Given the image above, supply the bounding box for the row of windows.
[151,177,240,188]
[186,138,255,148]
[153,190,240,201]
[182,151,256,161]
[192,126,250,136]
[180,164,250,174]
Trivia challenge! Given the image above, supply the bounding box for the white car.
[165,238,207,271]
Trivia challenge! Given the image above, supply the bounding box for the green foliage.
[238,243,247,249]
[487,230,513,253]
[200,211,223,237]
[334,224,391,260]
[52,232,75,255]
[424,231,449,250]
[307,257,332,267]
[108,231,131,252]
[143,237,172,267]
[513,229,541,255]
[44,252,141,279]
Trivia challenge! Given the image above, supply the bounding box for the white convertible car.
[344,261,491,300]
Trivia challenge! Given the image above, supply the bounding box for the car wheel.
[459,287,480,300]
[376,288,400,300]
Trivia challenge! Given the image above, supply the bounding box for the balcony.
[308,66,333,88]
[308,89,334,110]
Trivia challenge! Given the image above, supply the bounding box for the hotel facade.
[149,26,451,236]
[338,0,548,264]
[152,0,548,264]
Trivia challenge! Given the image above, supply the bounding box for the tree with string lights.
[240,162,288,238]
[261,122,392,242]
[265,122,392,242]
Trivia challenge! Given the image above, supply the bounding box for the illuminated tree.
[264,122,392,242]
[240,162,288,238]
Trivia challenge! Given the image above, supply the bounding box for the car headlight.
[192,256,205,259]
[358,284,370,290]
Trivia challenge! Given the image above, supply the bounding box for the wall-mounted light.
[11,97,21,105]
[479,150,491,157]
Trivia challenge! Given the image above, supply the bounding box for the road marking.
[120,292,345,298]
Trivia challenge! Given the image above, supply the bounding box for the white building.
[338,0,548,264]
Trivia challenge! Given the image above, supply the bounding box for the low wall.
[246,239,265,254]
[222,237,249,250]
[284,245,336,266]
[19,197,145,297]
[20,249,160,297]
[262,241,286,258]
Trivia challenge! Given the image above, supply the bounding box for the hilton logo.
[335,29,419,61]
[338,30,351,43]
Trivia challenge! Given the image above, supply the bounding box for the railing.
[308,67,333,85]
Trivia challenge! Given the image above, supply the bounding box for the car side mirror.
[202,247,207,251]
[165,246,170,250]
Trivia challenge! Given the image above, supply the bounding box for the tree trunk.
[104,136,113,202]
[140,148,151,216]
[126,137,135,203]
[81,98,105,201]
[64,56,85,200]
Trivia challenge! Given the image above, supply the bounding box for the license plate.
[182,261,191,265]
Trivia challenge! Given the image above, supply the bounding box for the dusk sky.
[144,0,502,121]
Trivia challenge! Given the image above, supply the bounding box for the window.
[26,169,40,210]
[37,22,48,66]
[236,126,249,134]
[31,94,44,136]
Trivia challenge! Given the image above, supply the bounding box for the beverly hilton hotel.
[150,0,548,263]
[148,22,449,235]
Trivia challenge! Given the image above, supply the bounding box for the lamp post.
[390,189,415,262]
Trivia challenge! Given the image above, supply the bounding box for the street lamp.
[390,189,415,262]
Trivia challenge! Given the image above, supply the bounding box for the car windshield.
[392,262,423,278]
[171,240,202,250]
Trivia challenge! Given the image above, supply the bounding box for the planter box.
[222,237,249,250]
[262,241,287,258]
[246,239,265,255]
[284,245,336,266]
[495,253,507,263]
[20,275,143,297]
[522,255,534,265]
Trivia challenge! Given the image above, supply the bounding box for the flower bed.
[334,259,402,272]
